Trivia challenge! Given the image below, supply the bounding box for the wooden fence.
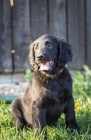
[0,0,91,73]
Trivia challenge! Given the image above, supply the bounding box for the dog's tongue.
[39,62,50,70]
[39,61,53,70]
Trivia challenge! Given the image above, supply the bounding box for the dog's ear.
[29,42,38,71]
[58,39,73,66]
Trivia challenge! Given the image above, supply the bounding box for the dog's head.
[29,35,73,73]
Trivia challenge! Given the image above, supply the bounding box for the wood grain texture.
[13,0,30,72]
[49,0,66,39]
[86,0,91,67]
[68,0,85,69]
[30,0,48,41]
[0,0,12,72]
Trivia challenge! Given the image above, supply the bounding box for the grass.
[0,66,91,140]
[0,98,91,140]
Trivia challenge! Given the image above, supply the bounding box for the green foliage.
[24,69,33,82]
[73,65,91,101]
[0,100,91,140]
[0,65,91,140]
[83,65,91,95]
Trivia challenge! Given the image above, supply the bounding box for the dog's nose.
[37,55,44,60]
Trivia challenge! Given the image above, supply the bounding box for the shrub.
[24,69,33,82]
[73,65,91,101]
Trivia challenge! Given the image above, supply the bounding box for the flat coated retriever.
[12,35,79,139]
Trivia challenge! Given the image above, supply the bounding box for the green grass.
[0,98,91,140]
[0,66,91,140]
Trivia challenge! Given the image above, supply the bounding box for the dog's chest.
[33,74,67,105]
[41,78,66,104]
[42,79,67,122]
[32,75,67,121]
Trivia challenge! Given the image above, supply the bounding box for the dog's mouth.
[39,60,54,71]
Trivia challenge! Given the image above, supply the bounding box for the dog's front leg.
[65,97,79,132]
[32,105,47,139]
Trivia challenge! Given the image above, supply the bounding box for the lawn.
[0,66,91,140]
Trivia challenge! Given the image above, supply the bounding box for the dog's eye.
[46,42,53,48]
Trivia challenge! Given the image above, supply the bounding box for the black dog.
[12,35,79,138]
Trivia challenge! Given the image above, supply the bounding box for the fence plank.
[68,0,85,69]
[86,0,91,68]
[30,0,47,41]
[0,0,3,71]
[49,0,66,39]
[0,0,12,72]
[13,0,30,72]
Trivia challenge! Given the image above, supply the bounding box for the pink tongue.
[39,62,50,70]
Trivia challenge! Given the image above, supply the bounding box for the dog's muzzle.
[39,60,54,71]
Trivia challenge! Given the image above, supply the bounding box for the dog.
[12,35,79,139]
